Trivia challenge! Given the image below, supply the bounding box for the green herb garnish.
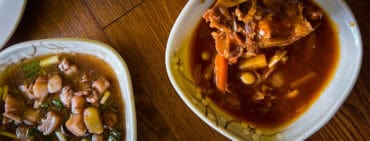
[108,129,121,141]
[52,99,64,109]
[27,127,41,137]
[22,60,41,78]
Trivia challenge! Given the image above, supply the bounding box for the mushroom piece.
[47,74,63,93]
[38,111,62,135]
[65,114,87,137]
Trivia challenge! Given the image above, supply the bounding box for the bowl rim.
[165,0,363,140]
[2,38,137,141]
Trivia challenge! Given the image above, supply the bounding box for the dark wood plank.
[84,0,144,28]
[6,0,109,46]
[4,0,369,140]
[102,0,228,140]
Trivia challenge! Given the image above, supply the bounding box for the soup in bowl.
[0,39,136,141]
[166,0,362,140]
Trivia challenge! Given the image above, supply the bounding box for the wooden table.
[5,0,369,140]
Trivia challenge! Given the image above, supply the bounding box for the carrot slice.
[214,54,228,93]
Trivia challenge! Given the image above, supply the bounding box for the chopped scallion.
[100,91,111,104]
[40,55,59,67]
[0,131,17,139]
[22,60,41,78]
[52,99,64,109]
[2,85,8,101]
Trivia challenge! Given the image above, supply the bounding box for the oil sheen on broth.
[190,0,339,128]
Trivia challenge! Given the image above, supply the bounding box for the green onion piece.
[40,103,49,109]
[22,60,41,78]
[108,129,121,141]
[0,86,3,101]
[52,99,64,109]
[100,91,111,104]
[2,85,8,101]
[27,127,41,137]
[80,137,90,141]
[55,131,66,141]
[0,131,17,139]
[40,55,59,67]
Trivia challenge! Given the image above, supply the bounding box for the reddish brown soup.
[190,1,339,128]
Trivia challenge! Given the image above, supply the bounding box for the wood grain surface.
[5,0,369,140]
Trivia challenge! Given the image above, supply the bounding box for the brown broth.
[190,9,339,128]
[0,53,125,140]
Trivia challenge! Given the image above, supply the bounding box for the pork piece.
[102,111,118,130]
[65,114,87,137]
[86,90,100,106]
[60,86,73,107]
[16,127,34,141]
[92,134,104,141]
[32,76,49,99]
[22,108,41,126]
[38,111,62,135]
[203,0,322,61]
[71,96,86,114]
[92,77,110,94]
[48,74,62,93]
[59,59,77,76]
[74,90,90,96]
[19,84,37,100]
[3,95,25,123]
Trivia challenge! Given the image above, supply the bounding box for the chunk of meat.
[3,95,25,123]
[92,77,110,94]
[59,59,77,76]
[19,84,37,100]
[71,96,86,114]
[48,74,63,93]
[65,114,86,137]
[203,0,322,61]
[16,127,34,141]
[74,90,90,96]
[38,111,62,135]
[92,134,104,141]
[22,108,41,126]
[102,111,118,130]
[32,76,49,99]
[86,90,100,106]
[60,86,73,107]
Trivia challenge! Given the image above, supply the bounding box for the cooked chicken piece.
[86,90,100,106]
[33,76,49,99]
[60,86,73,107]
[71,96,86,114]
[3,95,25,123]
[102,111,118,130]
[19,84,37,100]
[65,114,86,137]
[38,111,62,135]
[59,59,77,76]
[22,108,41,126]
[16,127,34,141]
[92,77,110,94]
[92,134,104,141]
[74,90,90,96]
[47,74,62,93]
[203,0,322,61]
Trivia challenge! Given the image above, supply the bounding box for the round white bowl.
[0,38,137,141]
[165,0,362,140]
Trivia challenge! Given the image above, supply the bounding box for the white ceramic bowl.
[0,0,27,49]
[165,0,362,140]
[0,38,137,141]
